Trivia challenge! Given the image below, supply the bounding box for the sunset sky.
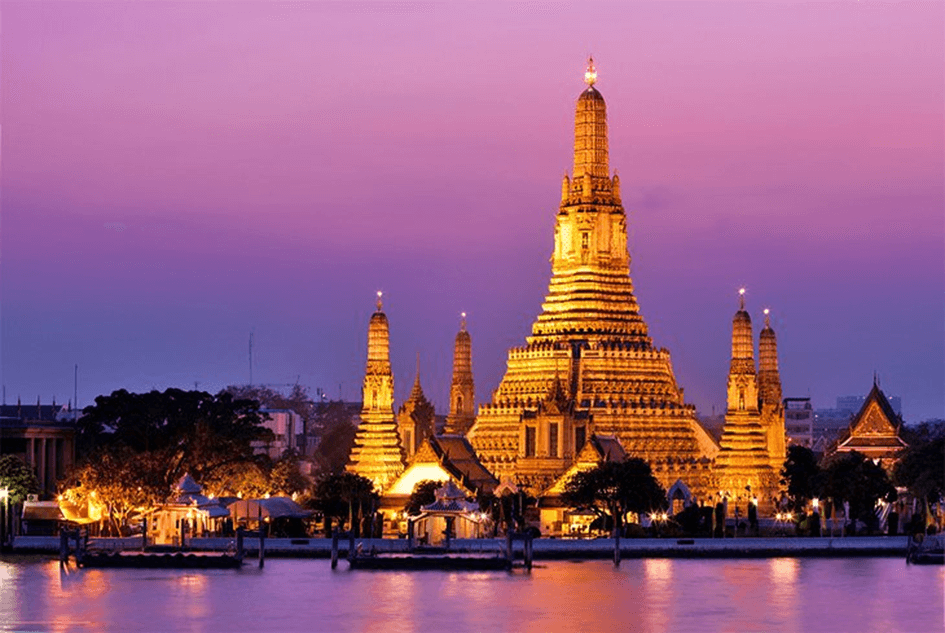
[2,1,942,421]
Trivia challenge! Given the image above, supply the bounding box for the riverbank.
[11,535,910,559]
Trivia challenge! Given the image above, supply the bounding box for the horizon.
[1,2,942,422]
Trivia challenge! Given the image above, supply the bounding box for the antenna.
[249,331,254,385]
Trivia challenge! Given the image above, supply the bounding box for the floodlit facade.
[467,59,717,493]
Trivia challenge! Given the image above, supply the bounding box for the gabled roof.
[543,434,626,497]
[382,435,498,499]
[430,435,499,494]
[834,383,908,456]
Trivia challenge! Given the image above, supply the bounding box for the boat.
[906,534,944,565]
[77,551,242,569]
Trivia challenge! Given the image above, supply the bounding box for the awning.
[226,497,312,520]
[22,501,63,522]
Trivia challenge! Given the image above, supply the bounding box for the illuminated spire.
[460,311,467,332]
[376,290,383,312]
[739,287,746,311]
[584,56,597,86]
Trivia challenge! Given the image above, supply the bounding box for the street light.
[0,488,9,549]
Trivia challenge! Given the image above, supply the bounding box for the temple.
[347,292,405,491]
[397,355,435,461]
[467,59,717,493]
[713,290,780,509]
[828,380,908,467]
[444,313,476,435]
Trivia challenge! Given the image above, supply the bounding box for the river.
[0,556,941,632]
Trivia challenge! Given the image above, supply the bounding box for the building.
[396,359,435,462]
[784,398,814,448]
[444,314,475,435]
[828,381,908,467]
[346,292,405,492]
[467,59,717,494]
[838,394,902,417]
[253,408,301,460]
[713,292,782,511]
[0,401,76,498]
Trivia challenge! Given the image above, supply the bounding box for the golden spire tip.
[584,56,597,86]
[376,290,383,311]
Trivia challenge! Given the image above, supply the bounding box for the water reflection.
[0,556,940,633]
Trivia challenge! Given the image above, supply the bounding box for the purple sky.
[2,2,942,422]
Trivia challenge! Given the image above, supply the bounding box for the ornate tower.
[715,290,776,508]
[347,292,404,492]
[468,59,716,492]
[444,313,476,435]
[397,355,435,461]
[758,309,786,471]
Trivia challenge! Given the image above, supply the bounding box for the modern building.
[254,408,301,460]
[784,398,814,448]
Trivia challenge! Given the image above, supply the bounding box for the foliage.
[562,458,667,536]
[781,445,821,511]
[64,445,167,535]
[0,455,40,504]
[269,452,312,497]
[78,388,273,489]
[894,435,944,527]
[310,472,377,536]
[310,402,358,474]
[820,450,896,531]
[404,479,445,516]
[202,460,270,499]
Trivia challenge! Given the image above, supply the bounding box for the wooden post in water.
[506,530,513,565]
[406,519,414,551]
[236,527,244,565]
[141,517,147,552]
[613,532,621,567]
[259,523,266,569]
[524,533,533,571]
[59,530,69,566]
[347,530,356,563]
[330,530,339,569]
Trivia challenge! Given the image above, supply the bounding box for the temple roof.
[834,382,908,456]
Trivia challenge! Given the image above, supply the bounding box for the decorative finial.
[738,287,746,310]
[584,56,597,86]
[376,290,383,311]
[460,312,467,332]
[763,308,771,327]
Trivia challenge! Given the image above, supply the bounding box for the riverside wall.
[12,535,910,559]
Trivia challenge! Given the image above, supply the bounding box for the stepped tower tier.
[444,313,476,435]
[397,355,435,461]
[715,290,777,510]
[347,292,405,492]
[758,308,787,471]
[468,60,716,492]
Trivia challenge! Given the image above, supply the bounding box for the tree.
[269,452,311,497]
[310,402,357,474]
[0,455,40,504]
[562,458,667,537]
[79,388,273,489]
[820,451,896,533]
[63,446,167,535]
[404,479,445,516]
[781,445,821,511]
[894,435,945,529]
[310,472,377,536]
